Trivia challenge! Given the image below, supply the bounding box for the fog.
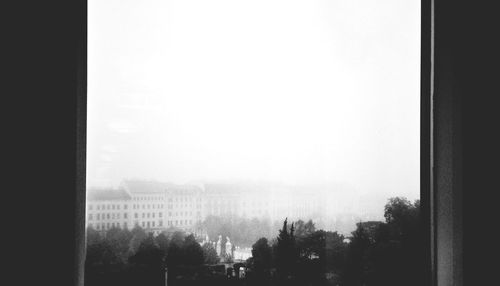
[87,0,420,219]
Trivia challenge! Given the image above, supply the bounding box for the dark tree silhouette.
[183,234,205,266]
[273,218,299,281]
[128,226,147,254]
[155,231,170,259]
[251,237,273,277]
[201,242,220,265]
[129,233,163,269]
[342,222,372,286]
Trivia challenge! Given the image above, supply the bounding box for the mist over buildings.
[87,0,420,231]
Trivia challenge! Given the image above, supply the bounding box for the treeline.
[85,226,219,286]
[85,196,424,286]
[245,197,424,286]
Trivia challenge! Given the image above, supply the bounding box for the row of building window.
[89,209,272,221]
[132,204,164,209]
[133,196,164,201]
[88,204,128,211]
[135,220,163,228]
[166,204,201,209]
[167,211,200,217]
[166,219,193,226]
[88,213,128,221]
[89,222,128,230]
[133,212,163,219]
[167,197,202,202]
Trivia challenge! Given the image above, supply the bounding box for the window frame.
[74,0,463,285]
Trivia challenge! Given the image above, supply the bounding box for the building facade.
[86,180,328,235]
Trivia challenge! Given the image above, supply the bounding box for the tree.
[129,233,164,269]
[128,226,147,254]
[251,237,273,276]
[106,227,133,263]
[86,226,101,246]
[295,219,316,240]
[384,197,420,241]
[169,230,185,247]
[338,197,423,286]
[183,234,205,266]
[324,231,347,272]
[274,218,298,279]
[201,242,220,265]
[374,197,422,286]
[155,232,170,259]
[342,222,372,286]
[166,232,204,270]
[85,236,124,274]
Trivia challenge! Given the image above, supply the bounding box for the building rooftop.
[165,184,203,196]
[121,180,172,194]
[87,188,131,201]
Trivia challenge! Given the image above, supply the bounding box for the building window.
[124,213,128,219]
[124,204,128,209]
[159,212,162,217]
[135,213,138,219]
[88,214,93,220]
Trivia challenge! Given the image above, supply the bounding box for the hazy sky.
[87,0,420,202]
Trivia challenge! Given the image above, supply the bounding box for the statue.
[225,236,232,257]
[216,235,222,256]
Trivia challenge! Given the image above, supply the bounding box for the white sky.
[87,0,420,204]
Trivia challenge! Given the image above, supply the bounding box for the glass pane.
[86,1,421,286]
